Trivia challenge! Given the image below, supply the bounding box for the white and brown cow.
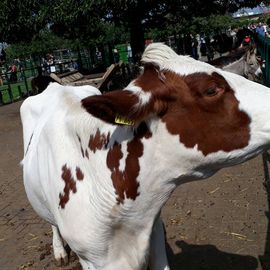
[21,43,270,270]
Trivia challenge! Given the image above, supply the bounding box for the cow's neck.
[79,118,179,268]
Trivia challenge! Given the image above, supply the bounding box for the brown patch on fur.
[106,122,152,204]
[84,64,249,160]
[135,121,153,139]
[82,91,140,124]
[59,165,77,209]
[76,167,84,181]
[135,67,250,155]
[135,64,167,93]
[134,65,178,117]
[81,66,170,125]
[107,143,124,203]
[89,129,110,153]
[164,72,250,155]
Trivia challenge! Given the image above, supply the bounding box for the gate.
[0,66,36,106]
[256,35,270,87]
[256,34,270,269]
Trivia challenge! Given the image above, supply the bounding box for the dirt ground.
[0,101,269,270]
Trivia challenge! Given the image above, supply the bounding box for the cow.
[21,43,270,270]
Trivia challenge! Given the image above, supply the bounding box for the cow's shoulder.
[20,83,101,152]
[21,83,100,118]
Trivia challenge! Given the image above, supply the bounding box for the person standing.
[200,35,207,56]
[191,34,199,60]
[127,43,133,63]
[10,62,17,82]
[256,23,265,37]
[241,35,251,47]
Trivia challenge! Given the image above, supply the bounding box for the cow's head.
[82,43,270,182]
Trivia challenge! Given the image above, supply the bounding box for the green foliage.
[148,14,243,40]
[259,13,270,24]
[232,19,252,29]
[5,30,75,60]
[0,0,47,43]
[0,79,32,104]
[189,15,236,35]
[0,0,266,61]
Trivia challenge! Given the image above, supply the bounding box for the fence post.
[257,35,270,87]
[18,85,22,98]
[0,90,3,105]
[22,69,29,96]
[5,72,13,103]
[30,61,35,76]
[265,43,270,87]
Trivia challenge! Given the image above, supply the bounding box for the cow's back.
[21,83,100,154]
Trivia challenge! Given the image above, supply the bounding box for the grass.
[0,79,32,104]
[0,67,36,105]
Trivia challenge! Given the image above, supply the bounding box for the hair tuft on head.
[141,43,178,70]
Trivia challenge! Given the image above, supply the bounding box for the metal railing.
[256,35,270,270]
[0,68,34,105]
[256,34,270,87]
[0,55,103,105]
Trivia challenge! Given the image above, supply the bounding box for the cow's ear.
[250,44,256,54]
[81,90,148,125]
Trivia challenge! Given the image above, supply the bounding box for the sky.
[233,4,270,17]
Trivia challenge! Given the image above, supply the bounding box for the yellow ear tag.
[115,113,135,126]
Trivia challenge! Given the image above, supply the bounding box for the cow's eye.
[205,87,217,96]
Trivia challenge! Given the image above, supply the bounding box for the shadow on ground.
[167,240,258,270]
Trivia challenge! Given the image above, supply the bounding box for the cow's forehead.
[163,58,217,76]
[141,43,218,76]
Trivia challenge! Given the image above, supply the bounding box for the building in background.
[233,4,270,19]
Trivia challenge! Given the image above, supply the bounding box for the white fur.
[52,225,68,265]
[142,42,216,76]
[21,44,270,270]
[126,81,152,106]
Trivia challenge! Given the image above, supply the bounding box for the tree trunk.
[107,43,114,65]
[129,19,145,64]
[127,1,145,64]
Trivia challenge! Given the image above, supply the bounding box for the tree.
[0,0,47,43]
[0,0,268,62]
[5,30,75,61]
[90,0,270,59]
